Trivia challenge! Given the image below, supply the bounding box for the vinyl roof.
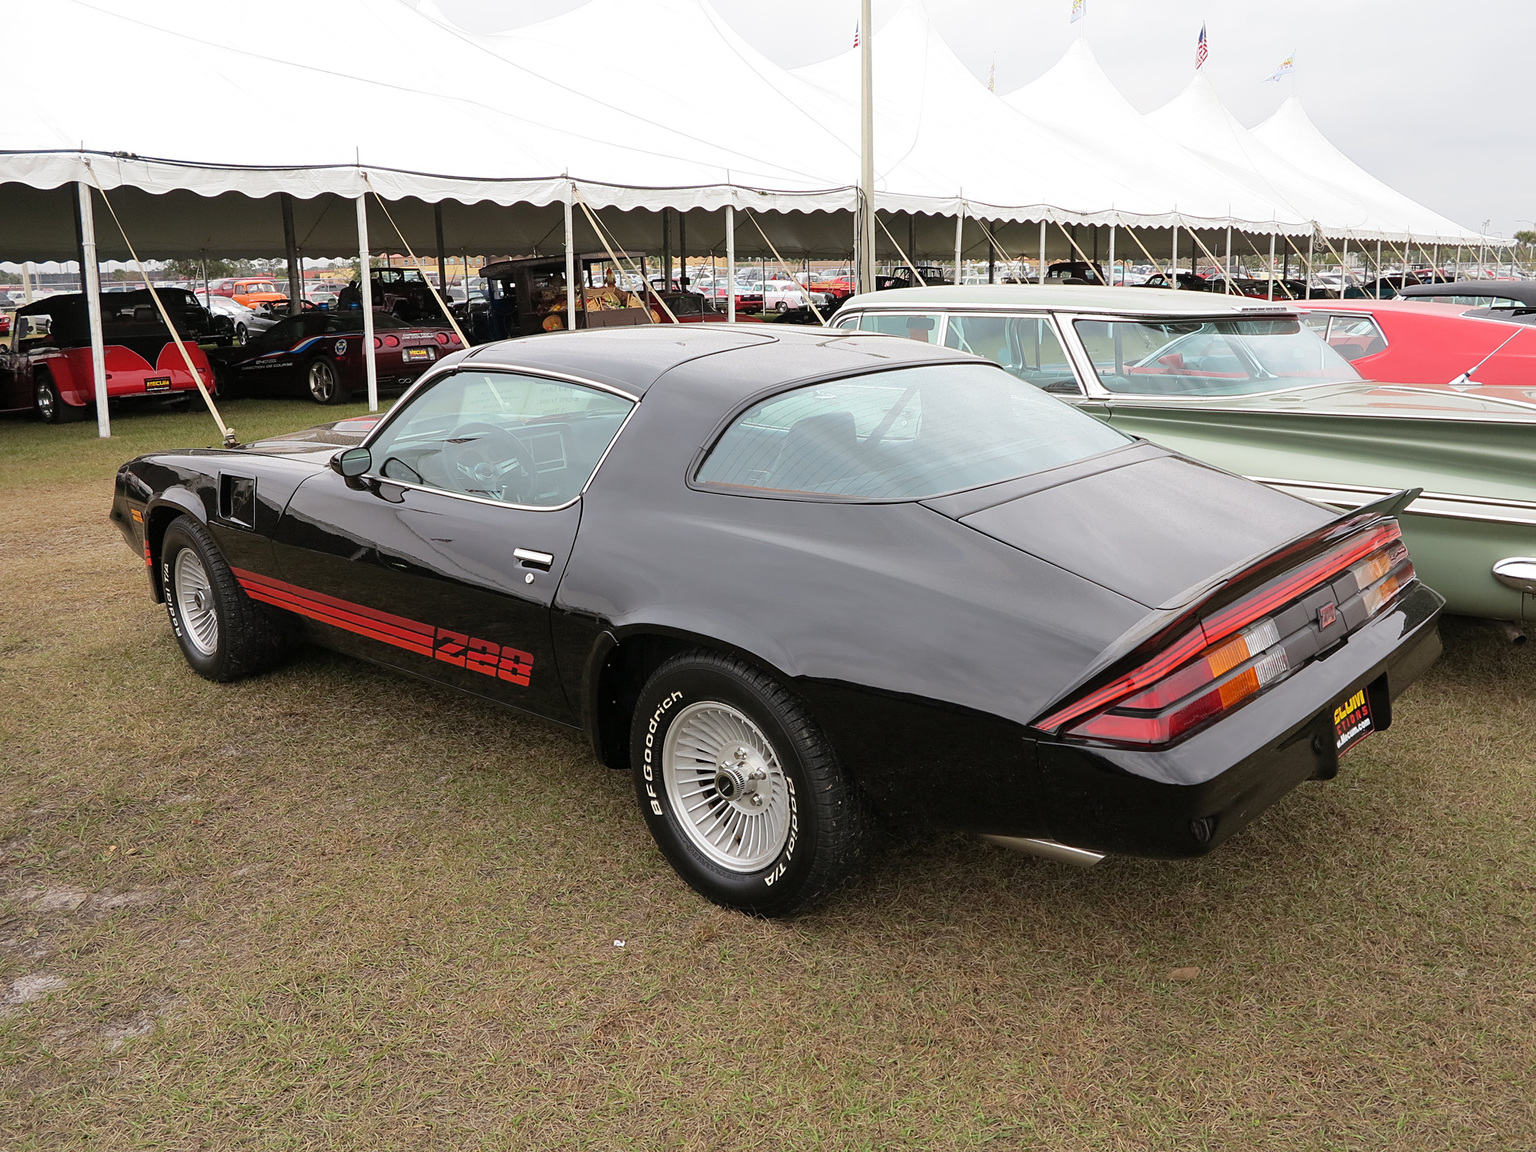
[838,284,1298,316]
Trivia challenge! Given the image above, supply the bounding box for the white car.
[205,295,275,345]
[763,278,831,313]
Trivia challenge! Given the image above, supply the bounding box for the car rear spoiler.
[1033,488,1422,730]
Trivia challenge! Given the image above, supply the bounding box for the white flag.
[1070,0,1085,23]
[1265,54,1296,82]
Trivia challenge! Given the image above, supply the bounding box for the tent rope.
[743,210,827,323]
[85,165,236,446]
[363,179,471,346]
[872,213,929,287]
[572,188,681,325]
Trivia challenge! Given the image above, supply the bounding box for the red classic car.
[1,291,216,422]
[1292,299,1536,399]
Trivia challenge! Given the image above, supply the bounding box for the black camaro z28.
[111,326,1443,915]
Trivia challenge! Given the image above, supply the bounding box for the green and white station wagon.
[832,285,1536,627]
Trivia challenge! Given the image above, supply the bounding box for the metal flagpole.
[726,204,736,323]
[355,193,378,411]
[564,182,578,327]
[858,0,874,294]
[76,183,109,438]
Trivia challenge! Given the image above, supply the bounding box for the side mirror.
[331,446,372,478]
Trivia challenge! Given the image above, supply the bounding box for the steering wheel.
[443,422,537,503]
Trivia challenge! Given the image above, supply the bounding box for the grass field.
[2,399,1534,1150]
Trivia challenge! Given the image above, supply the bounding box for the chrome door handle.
[514,548,554,571]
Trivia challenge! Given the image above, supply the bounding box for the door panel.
[267,469,579,721]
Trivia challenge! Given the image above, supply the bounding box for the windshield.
[1073,317,1361,396]
[695,363,1130,500]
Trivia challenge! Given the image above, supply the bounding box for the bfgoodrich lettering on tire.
[631,650,868,916]
[160,515,292,682]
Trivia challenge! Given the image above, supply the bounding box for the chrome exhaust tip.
[981,835,1105,868]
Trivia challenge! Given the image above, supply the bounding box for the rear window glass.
[942,313,1079,392]
[1074,317,1361,396]
[694,363,1129,500]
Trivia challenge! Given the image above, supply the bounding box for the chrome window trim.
[1252,476,1536,528]
[356,364,640,514]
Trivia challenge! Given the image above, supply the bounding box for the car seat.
[770,410,860,492]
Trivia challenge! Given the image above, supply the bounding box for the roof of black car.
[459,324,974,398]
[1397,280,1536,304]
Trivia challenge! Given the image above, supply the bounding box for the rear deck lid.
[937,453,1333,610]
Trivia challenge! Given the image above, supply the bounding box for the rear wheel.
[775,301,790,313]
[35,372,83,423]
[160,516,292,682]
[631,650,868,917]
[306,356,349,405]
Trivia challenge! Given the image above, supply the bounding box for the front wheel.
[161,516,293,682]
[631,650,868,917]
[775,301,790,313]
[306,356,349,405]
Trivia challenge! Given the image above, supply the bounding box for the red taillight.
[383,334,400,347]
[435,332,449,344]
[1037,523,1413,746]
[372,337,382,349]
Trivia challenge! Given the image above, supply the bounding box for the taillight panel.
[1038,523,1416,748]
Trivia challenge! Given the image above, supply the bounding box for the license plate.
[144,376,172,393]
[404,347,433,362]
[1332,686,1374,756]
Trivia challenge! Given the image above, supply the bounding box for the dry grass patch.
[1,401,1534,1150]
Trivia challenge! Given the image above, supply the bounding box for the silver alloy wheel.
[662,700,792,872]
[308,358,338,403]
[173,548,219,657]
[35,379,54,420]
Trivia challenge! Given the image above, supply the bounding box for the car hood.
[242,415,384,458]
[922,446,1334,610]
[1106,379,1536,421]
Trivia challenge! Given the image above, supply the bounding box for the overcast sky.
[437,0,1533,240]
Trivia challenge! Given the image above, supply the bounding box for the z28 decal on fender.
[229,568,533,687]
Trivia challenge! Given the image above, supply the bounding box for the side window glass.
[1298,312,1331,335]
[858,312,938,342]
[1324,315,1387,361]
[367,370,633,507]
[943,314,1078,393]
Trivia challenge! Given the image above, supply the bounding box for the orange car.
[209,278,288,310]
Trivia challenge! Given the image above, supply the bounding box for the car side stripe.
[230,567,436,656]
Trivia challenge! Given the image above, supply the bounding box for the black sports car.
[110,327,1443,915]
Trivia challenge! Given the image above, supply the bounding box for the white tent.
[1251,96,1482,245]
[1001,39,1305,234]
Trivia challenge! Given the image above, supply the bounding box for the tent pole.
[1341,236,1349,296]
[857,0,874,294]
[1306,233,1314,298]
[281,193,302,315]
[355,194,378,412]
[1268,233,1277,300]
[1107,225,1115,286]
[1170,226,1178,284]
[953,200,964,285]
[434,203,447,297]
[1037,220,1046,284]
[1375,239,1382,299]
[987,227,995,285]
[726,205,736,324]
[679,211,687,292]
[662,210,672,290]
[1224,226,1233,293]
[564,183,578,328]
[75,183,109,439]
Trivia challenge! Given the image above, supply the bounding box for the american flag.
[1195,23,1208,70]
[853,22,859,48]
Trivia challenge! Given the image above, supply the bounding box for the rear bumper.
[1029,581,1444,858]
